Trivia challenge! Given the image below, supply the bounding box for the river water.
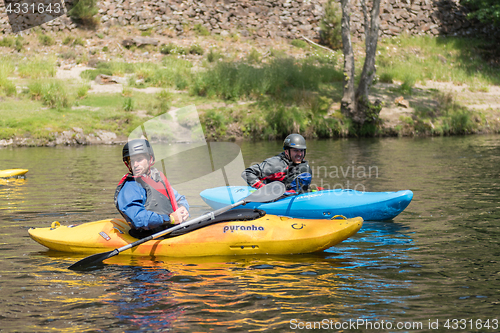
[0,135,498,332]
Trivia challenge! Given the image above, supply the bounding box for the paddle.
[68,181,285,271]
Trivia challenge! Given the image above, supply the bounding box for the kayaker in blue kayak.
[241,133,313,193]
[114,139,190,235]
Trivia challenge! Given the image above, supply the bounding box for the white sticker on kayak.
[99,231,111,241]
[223,225,264,233]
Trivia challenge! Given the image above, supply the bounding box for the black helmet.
[123,139,155,163]
[283,134,306,150]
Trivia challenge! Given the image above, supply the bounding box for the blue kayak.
[200,186,413,221]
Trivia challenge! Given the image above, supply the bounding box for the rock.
[95,130,118,144]
[122,36,159,47]
[95,74,127,84]
[0,139,14,146]
[395,96,410,108]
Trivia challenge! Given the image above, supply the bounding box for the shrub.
[18,57,56,78]
[206,48,224,63]
[379,72,394,83]
[0,37,15,47]
[399,79,415,95]
[123,97,134,112]
[0,77,17,97]
[319,0,342,49]
[202,109,229,138]
[246,49,261,63]
[77,84,91,99]
[291,39,308,49]
[192,57,340,101]
[68,0,100,28]
[62,36,74,45]
[73,37,86,47]
[15,37,24,52]
[141,28,153,37]
[80,68,113,80]
[27,80,70,109]
[160,43,187,55]
[193,24,210,36]
[189,44,204,55]
[38,34,55,46]
[148,90,172,116]
[59,50,78,60]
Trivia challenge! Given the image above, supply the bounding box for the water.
[0,136,499,332]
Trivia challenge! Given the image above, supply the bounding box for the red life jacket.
[114,170,178,218]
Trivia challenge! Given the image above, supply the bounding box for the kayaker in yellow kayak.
[241,133,313,193]
[114,139,190,237]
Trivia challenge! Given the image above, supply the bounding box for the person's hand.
[169,206,189,224]
[176,206,189,222]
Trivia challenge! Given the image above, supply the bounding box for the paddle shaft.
[68,181,285,270]
[113,199,245,254]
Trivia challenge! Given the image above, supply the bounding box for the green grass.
[191,56,341,101]
[38,34,55,46]
[291,39,309,49]
[376,35,500,87]
[193,24,210,36]
[0,56,17,96]
[0,34,498,142]
[0,37,15,47]
[26,80,70,109]
[17,57,56,79]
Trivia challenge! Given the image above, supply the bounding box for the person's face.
[130,153,150,176]
[286,148,305,164]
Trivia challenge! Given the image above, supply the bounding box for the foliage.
[0,37,14,47]
[141,28,153,37]
[18,57,56,78]
[319,0,342,49]
[398,73,418,95]
[192,57,341,101]
[147,90,172,116]
[460,0,500,26]
[15,37,24,52]
[189,44,204,55]
[62,36,74,45]
[202,109,228,139]
[160,43,187,55]
[26,80,70,109]
[122,97,134,112]
[68,0,100,28]
[376,35,500,87]
[0,77,17,97]
[246,49,261,64]
[80,68,113,80]
[291,39,308,49]
[77,84,91,99]
[38,34,55,46]
[193,24,210,36]
[206,48,224,63]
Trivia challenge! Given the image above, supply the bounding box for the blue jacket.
[115,170,189,230]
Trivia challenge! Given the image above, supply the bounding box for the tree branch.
[300,35,335,53]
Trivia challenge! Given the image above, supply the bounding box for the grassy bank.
[0,29,499,144]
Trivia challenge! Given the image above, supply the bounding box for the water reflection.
[1,135,499,331]
[0,177,28,213]
[95,255,354,331]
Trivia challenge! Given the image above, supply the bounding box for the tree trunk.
[340,0,358,122]
[357,0,381,98]
[340,0,382,126]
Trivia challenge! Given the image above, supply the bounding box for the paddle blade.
[245,181,285,203]
[68,249,119,271]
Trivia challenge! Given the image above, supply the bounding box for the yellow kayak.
[0,169,28,178]
[29,215,363,257]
